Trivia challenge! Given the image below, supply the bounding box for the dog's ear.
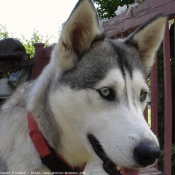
[53,0,102,71]
[125,14,167,74]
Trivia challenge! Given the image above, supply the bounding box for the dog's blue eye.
[98,87,115,101]
[140,90,148,102]
[100,88,110,96]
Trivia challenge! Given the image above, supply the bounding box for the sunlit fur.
[0,0,166,174]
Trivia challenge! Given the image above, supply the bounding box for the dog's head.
[49,0,167,174]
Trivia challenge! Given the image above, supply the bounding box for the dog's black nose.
[134,142,160,166]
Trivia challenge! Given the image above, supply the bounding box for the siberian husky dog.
[0,0,167,175]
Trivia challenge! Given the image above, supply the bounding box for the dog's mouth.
[87,134,140,175]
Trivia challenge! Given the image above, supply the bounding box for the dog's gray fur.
[0,0,167,174]
[0,157,7,172]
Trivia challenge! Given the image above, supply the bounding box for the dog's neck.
[28,110,91,168]
[27,66,92,168]
[58,133,92,167]
[28,112,85,172]
[28,66,61,149]
[53,115,92,167]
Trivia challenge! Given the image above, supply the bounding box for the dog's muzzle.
[88,134,121,175]
[87,134,160,175]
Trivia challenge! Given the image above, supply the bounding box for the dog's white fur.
[0,0,167,174]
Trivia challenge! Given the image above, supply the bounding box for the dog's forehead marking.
[95,67,149,110]
[107,40,132,78]
[95,69,125,90]
[95,67,147,91]
[107,39,146,79]
[132,69,149,93]
[124,69,148,110]
[60,39,146,91]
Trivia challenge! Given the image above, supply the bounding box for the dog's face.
[49,0,167,174]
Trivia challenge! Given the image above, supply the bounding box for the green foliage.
[0,25,10,38]
[21,30,53,57]
[94,0,134,19]
[94,0,145,19]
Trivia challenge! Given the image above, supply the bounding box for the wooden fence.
[31,0,174,174]
[30,43,54,79]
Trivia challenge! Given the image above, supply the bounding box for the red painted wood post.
[163,21,172,175]
[44,45,54,66]
[150,56,158,169]
[34,43,45,78]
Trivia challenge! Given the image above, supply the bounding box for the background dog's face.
[49,0,167,174]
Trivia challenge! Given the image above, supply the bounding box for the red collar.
[27,112,82,174]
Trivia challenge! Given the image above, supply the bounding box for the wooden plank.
[44,45,54,66]
[102,0,175,38]
[163,21,172,175]
[44,45,54,58]
[34,43,45,78]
